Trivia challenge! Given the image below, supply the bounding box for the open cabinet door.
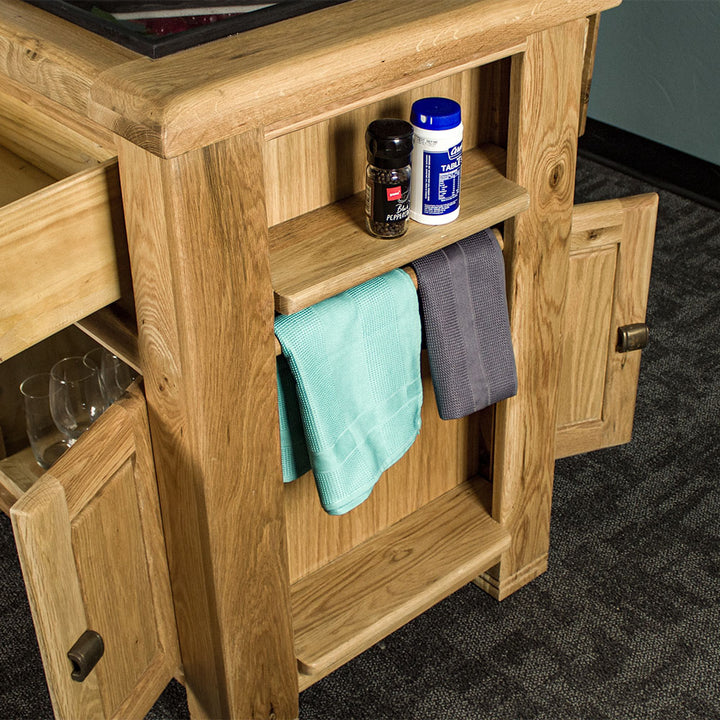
[556,193,658,458]
[11,382,181,719]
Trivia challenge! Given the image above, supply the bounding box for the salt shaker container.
[409,97,463,225]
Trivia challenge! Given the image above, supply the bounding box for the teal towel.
[275,269,423,515]
[277,355,311,483]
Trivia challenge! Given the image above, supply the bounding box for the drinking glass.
[20,373,72,469]
[49,357,105,444]
[83,347,137,407]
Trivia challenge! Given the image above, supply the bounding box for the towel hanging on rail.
[411,228,517,420]
[275,269,422,515]
[276,355,312,483]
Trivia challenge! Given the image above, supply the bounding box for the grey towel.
[411,228,517,420]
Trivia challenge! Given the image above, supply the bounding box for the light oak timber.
[292,478,509,688]
[0,446,44,516]
[86,0,620,158]
[555,194,658,457]
[557,238,617,426]
[75,306,141,375]
[0,144,55,205]
[285,353,485,584]
[263,66,496,226]
[0,158,125,362]
[0,83,114,178]
[270,145,527,314]
[0,72,117,154]
[579,13,601,136]
[116,132,298,719]
[479,20,587,600]
[0,0,139,119]
[271,229,503,356]
[10,383,181,720]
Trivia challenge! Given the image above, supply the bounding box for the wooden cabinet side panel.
[117,133,298,719]
[483,20,587,599]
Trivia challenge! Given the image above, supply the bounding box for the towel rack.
[273,228,504,357]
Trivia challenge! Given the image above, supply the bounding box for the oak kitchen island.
[0,1,657,717]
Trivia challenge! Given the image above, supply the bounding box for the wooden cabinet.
[0,1,658,718]
[10,383,180,719]
[556,195,658,458]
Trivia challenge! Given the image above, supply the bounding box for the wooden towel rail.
[272,228,503,357]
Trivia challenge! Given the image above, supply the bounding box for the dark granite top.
[23,1,353,57]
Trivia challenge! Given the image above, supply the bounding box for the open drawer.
[556,193,658,457]
[7,382,180,719]
[0,88,126,363]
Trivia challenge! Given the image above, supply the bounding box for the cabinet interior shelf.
[269,143,528,315]
[292,477,509,689]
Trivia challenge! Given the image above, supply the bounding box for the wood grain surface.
[292,478,509,688]
[0,0,139,117]
[477,19,587,600]
[270,145,527,314]
[10,384,180,720]
[0,159,125,362]
[82,0,619,157]
[117,132,298,719]
[556,194,658,457]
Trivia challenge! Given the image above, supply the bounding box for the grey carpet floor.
[1,155,718,719]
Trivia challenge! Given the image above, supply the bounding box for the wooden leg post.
[117,131,298,719]
[476,20,588,600]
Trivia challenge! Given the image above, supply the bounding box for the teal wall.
[588,0,720,165]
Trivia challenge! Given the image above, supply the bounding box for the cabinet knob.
[68,629,104,682]
[617,323,649,353]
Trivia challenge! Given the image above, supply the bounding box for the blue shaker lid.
[410,97,461,130]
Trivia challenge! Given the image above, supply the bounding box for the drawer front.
[0,157,124,362]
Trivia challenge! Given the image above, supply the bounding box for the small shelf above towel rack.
[269,144,528,315]
[272,229,504,356]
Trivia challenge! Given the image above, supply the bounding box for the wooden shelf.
[75,305,141,374]
[269,144,528,315]
[291,478,510,689]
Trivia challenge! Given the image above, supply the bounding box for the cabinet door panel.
[11,382,180,719]
[556,193,658,458]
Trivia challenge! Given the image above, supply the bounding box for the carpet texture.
[0,156,717,719]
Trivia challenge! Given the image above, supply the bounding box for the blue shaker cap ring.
[410,97,462,130]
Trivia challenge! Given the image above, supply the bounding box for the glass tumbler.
[20,373,72,469]
[83,347,137,407]
[49,356,105,444]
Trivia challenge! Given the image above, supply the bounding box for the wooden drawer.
[0,89,125,363]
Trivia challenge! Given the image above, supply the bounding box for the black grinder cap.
[365,119,414,169]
